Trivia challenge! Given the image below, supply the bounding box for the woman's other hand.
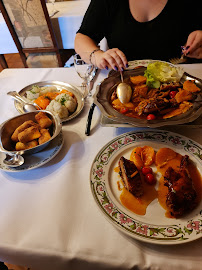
[94,48,128,70]
[184,30,202,59]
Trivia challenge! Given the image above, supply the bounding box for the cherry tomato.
[120,107,129,114]
[169,91,177,99]
[142,167,152,175]
[147,114,156,120]
[145,173,156,185]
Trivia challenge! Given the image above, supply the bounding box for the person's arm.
[74,0,128,71]
[74,33,128,71]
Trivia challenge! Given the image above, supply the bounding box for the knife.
[85,103,96,136]
[85,68,99,136]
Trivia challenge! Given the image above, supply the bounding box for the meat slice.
[118,156,143,197]
[164,155,197,217]
[160,82,181,91]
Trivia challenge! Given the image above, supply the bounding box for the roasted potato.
[15,140,38,151]
[35,111,52,128]
[11,120,38,142]
[18,126,41,143]
[38,129,51,145]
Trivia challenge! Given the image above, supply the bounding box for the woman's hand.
[94,48,128,70]
[184,30,202,59]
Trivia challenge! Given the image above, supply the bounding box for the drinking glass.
[73,53,95,98]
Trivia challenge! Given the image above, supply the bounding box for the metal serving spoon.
[0,144,25,167]
[116,71,132,104]
[7,91,40,112]
[3,153,24,167]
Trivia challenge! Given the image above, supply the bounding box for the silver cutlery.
[7,91,40,112]
[85,68,99,136]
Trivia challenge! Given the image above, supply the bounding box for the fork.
[169,54,187,65]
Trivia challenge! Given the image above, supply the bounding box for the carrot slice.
[183,80,200,92]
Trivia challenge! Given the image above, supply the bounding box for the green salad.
[144,61,183,88]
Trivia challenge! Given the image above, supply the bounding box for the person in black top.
[74,0,202,71]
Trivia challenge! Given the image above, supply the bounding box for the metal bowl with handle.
[0,110,62,166]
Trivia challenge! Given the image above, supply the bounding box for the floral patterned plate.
[90,129,202,244]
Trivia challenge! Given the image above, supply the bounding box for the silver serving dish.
[14,81,84,123]
[0,111,62,166]
[94,67,202,128]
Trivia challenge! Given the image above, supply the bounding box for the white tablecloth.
[0,64,201,270]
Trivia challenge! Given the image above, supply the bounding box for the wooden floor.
[4,263,28,270]
[0,50,75,71]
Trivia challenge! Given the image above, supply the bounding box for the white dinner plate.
[0,131,63,172]
[90,129,202,244]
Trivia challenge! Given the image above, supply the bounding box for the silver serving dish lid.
[94,67,202,128]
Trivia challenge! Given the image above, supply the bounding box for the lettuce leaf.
[144,70,160,89]
[145,61,182,86]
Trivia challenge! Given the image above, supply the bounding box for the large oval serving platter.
[14,81,84,123]
[94,60,202,128]
[90,129,202,244]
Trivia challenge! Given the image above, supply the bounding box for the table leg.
[0,54,8,69]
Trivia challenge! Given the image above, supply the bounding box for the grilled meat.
[119,156,143,197]
[111,89,118,101]
[160,82,181,91]
[164,155,197,217]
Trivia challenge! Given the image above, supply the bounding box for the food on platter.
[38,129,51,145]
[15,140,38,151]
[25,85,78,119]
[130,145,155,169]
[110,61,201,120]
[115,146,202,218]
[35,111,53,128]
[11,112,53,150]
[18,125,41,143]
[11,120,38,142]
[156,148,202,218]
[164,156,197,218]
[119,156,143,197]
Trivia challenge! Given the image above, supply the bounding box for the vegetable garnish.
[144,61,183,88]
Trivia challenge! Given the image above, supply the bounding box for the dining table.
[0,63,201,270]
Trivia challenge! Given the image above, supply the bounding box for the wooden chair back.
[0,0,63,67]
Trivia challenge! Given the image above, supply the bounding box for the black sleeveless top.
[77,0,202,61]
